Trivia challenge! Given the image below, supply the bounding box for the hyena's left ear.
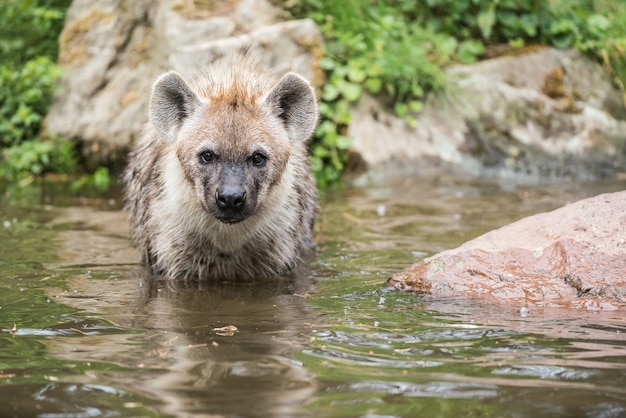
[150,71,202,142]
[264,73,318,143]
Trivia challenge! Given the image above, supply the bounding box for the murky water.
[1,176,625,417]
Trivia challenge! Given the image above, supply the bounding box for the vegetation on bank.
[284,0,626,187]
[1,0,625,188]
[0,0,110,189]
[1,1,71,184]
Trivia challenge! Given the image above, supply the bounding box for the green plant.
[0,0,76,183]
[1,137,78,184]
[283,0,626,187]
[579,1,626,106]
[0,56,61,148]
[288,1,469,187]
[0,0,68,67]
[69,166,112,192]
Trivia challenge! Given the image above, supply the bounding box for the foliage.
[587,1,626,101]
[0,0,74,183]
[69,166,113,191]
[388,0,607,48]
[0,0,68,67]
[284,0,626,187]
[0,56,61,149]
[2,0,624,188]
[1,137,77,183]
[291,1,463,188]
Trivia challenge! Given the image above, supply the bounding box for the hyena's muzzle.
[208,163,258,224]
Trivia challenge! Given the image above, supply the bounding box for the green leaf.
[411,84,424,97]
[309,155,323,172]
[316,120,336,136]
[438,37,458,57]
[457,40,485,63]
[347,63,367,83]
[520,14,538,37]
[334,100,352,125]
[364,77,382,94]
[336,135,352,150]
[342,82,362,102]
[477,6,496,40]
[394,102,408,117]
[318,102,334,118]
[93,166,111,190]
[312,144,330,158]
[319,56,336,70]
[549,19,578,49]
[322,84,339,102]
[587,14,610,34]
[409,100,423,113]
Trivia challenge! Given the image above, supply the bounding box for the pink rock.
[388,191,626,310]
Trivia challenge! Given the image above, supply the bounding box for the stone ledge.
[388,191,626,310]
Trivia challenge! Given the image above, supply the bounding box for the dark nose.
[215,186,246,212]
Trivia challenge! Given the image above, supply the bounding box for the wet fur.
[124,56,317,280]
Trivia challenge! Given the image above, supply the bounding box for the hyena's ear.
[264,72,318,143]
[150,71,201,142]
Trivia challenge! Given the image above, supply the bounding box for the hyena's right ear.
[150,72,201,142]
[264,72,318,143]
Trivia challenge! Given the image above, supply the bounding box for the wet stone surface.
[389,191,626,310]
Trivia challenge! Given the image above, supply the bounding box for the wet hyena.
[123,55,318,280]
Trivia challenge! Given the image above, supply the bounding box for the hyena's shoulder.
[123,128,165,249]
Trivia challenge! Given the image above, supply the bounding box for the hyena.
[123,55,318,280]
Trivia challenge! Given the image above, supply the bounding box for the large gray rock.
[48,3,626,180]
[388,191,626,311]
[350,48,626,181]
[46,0,323,167]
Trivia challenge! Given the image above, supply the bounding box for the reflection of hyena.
[123,55,318,280]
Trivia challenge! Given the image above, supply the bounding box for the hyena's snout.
[210,165,255,224]
[212,183,248,224]
[216,185,246,213]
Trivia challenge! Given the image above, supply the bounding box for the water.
[1,176,625,417]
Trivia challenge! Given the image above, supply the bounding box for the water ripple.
[491,364,598,380]
[303,347,442,368]
[331,380,499,399]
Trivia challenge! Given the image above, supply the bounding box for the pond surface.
[1,175,625,417]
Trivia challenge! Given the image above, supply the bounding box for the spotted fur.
[124,55,318,280]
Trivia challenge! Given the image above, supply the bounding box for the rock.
[350,48,626,182]
[46,0,323,167]
[47,4,626,180]
[388,191,626,310]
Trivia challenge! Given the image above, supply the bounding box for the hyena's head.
[149,64,317,224]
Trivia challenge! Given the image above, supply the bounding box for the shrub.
[0,0,74,183]
[284,0,626,187]
[0,56,61,148]
[1,137,77,183]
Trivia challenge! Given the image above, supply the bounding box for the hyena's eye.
[250,152,267,167]
[199,150,215,164]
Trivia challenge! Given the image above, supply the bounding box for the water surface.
[1,176,625,417]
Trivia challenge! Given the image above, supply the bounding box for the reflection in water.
[1,176,626,417]
[131,277,318,417]
[25,200,322,416]
[47,264,319,417]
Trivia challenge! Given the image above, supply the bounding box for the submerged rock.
[388,191,626,310]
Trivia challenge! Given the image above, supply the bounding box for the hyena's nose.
[216,186,246,212]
